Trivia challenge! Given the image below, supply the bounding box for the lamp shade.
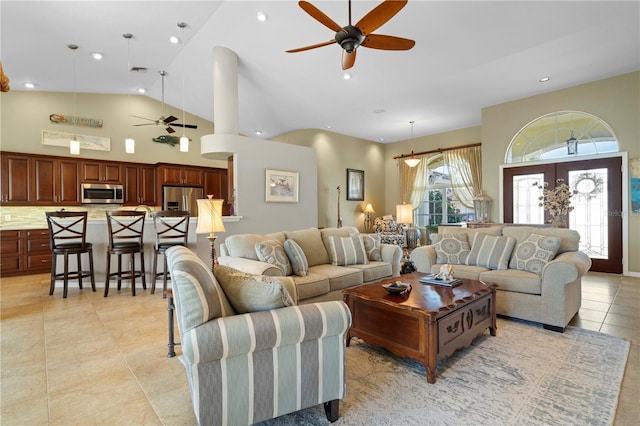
[364,203,375,214]
[69,137,80,155]
[125,137,135,154]
[196,198,225,235]
[396,203,413,225]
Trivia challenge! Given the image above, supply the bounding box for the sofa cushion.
[285,228,330,266]
[224,232,286,260]
[466,234,516,270]
[308,264,363,292]
[327,235,368,266]
[479,269,542,295]
[255,239,292,276]
[509,233,561,274]
[431,233,471,264]
[290,272,330,300]
[213,265,295,313]
[354,232,382,261]
[502,226,579,254]
[284,239,309,277]
[348,261,392,282]
[166,246,234,333]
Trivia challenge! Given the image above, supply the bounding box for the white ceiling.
[2,1,639,143]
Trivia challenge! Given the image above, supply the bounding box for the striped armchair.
[166,246,352,426]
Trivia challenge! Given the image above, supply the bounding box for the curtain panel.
[443,145,482,208]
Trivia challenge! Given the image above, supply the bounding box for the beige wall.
[0,91,226,168]
[273,129,386,231]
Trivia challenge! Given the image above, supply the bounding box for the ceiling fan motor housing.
[335,25,364,52]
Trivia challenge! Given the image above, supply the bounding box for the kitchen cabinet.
[123,165,157,206]
[157,164,203,186]
[0,229,52,277]
[0,153,31,204]
[203,168,230,215]
[32,157,81,205]
[81,160,122,183]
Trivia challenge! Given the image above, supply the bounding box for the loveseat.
[166,245,352,425]
[218,226,402,303]
[410,225,592,331]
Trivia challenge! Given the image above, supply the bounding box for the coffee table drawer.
[438,294,492,356]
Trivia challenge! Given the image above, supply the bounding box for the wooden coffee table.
[343,272,497,383]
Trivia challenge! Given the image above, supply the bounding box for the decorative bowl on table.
[382,281,411,294]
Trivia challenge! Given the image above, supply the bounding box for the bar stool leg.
[117,255,122,290]
[130,254,136,296]
[104,253,111,297]
[151,251,158,294]
[63,252,69,299]
[77,252,83,289]
[50,253,57,296]
[88,249,96,292]
[140,251,147,290]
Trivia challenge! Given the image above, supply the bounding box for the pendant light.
[404,120,420,167]
[123,33,135,154]
[68,44,80,155]
[178,22,189,153]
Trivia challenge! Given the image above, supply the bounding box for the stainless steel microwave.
[81,183,124,204]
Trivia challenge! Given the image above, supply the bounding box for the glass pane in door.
[568,168,608,259]
[512,173,544,224]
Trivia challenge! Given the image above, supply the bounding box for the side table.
[164,289,180,357]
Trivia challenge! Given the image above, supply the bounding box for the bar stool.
[104,210,147,297]
[45,211,96,298]
[151,210,190,298]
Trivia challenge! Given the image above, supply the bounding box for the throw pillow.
[255,239,292,276]
[284,239,309,277]
[430,233,470,265]
[327,235,369,266]
[352,232,382,261]
[466,234,516,270]
[510,233,562,274]
[213,265,295,313]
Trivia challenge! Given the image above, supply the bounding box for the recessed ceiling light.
[342,72,352,80]
[137,88,146,94]
[379,138,385,142]
[257,11,268,22]
[326,125,332,129]
[169,35,180,44]
[539,76,550,82]
[90,52,103,60]
[255,130,263,135]
[24,82,36,89]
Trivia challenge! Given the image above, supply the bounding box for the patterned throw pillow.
[255,239,292,276]
[328,235,369,266]
[352,232,382,261]
[431,233,471,265]
[213,265,295,313]
[466,234,516,270]
[284,239,309,277]
[510,233,561,274]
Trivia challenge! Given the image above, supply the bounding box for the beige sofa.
[219,226,402,303]
[410,226,592,332]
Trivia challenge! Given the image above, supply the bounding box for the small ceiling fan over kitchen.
[286,0,415,70]
[131,70,197,134]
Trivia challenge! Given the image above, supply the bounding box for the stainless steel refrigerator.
[162,186,204,216]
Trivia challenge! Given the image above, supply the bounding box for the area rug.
[259,318,630,426]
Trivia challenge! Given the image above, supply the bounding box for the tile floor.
[1,272,638,425]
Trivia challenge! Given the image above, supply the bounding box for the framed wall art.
[347,168,364,201]
[265,168,299,203]
[42,130,111,151]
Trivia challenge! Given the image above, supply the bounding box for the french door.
[503,157,622,273]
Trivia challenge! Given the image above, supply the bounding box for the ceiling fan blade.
[299,1,343,32]
[133,123,156,127]
[361,34,415,50]
[130,114,156,122]
[166,126,176,134]
[286,39,336,53]
[342,49,357,70]
[171,123,198,129]
[164,115,178,124]
[356,0,408,36]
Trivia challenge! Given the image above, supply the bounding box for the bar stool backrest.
[46,211,89,250]
[106,211,146,248]
[152,210,190,249]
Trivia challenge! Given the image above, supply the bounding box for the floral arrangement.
[533,179,578,220]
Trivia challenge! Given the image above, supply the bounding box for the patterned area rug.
[259,318,630,425]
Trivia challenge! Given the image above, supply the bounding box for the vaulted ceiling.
[2,1,639,143]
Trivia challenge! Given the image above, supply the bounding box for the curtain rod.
[393,142,481,160]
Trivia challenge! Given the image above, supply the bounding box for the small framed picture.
[347,168,364,201]
[265,168,299,203]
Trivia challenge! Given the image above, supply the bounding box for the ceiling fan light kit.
[286,0,415,70]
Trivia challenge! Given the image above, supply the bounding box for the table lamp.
[196,197,225,272]
[363,203,375,233]
[396,203,420,250]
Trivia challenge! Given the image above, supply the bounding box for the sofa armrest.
[542,251,592,288]
[180,301,352,364]
[410,245,437,273]
[380,243,403,277]
[217,256,282,276]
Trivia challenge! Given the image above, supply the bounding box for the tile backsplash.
[0,205,159,229]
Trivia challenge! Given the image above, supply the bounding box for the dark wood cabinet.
[32,157,80,205]
[81,161,122,183]
[123,165,157,206]
[203,168,230,215]
[0,229,52,277]
[0,153,31,204]
[157,164,203,186]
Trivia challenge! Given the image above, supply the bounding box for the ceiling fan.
[131,70,197,134]
[286,0,415,70]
